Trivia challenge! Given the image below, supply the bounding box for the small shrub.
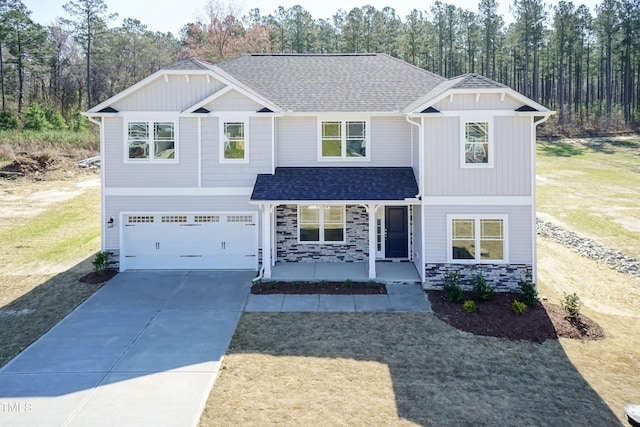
[462,300,476,313]
[0,111,19,131]
[293,281,302,290]
[561,292,583,320]
[92,251,110,275]
[71,113,91,132]
[367,280,378,288]
[518,270,538,305]
[319,280,328,289]
[472,272,493,302]
[443,270,463,303]
[343,279,353,288]
[267,281,277,290]
[512,300,527,315]
[22,104,51,131]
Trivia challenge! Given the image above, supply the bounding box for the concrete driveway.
[0,270,254,427]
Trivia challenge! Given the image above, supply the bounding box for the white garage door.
[121,213,258,270]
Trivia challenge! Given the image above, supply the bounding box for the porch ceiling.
[250,167,419,202]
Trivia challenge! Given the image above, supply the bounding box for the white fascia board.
[105,187,253,197]
[411,87,552,115]
[286,111,401,117]
[248,199,422,205]
[423,196,533,206]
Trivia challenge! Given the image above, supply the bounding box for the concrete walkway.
[246,283,431,313]
[0,271,430,427]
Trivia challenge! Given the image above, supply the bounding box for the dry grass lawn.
[201,236,640,425]
[0,172,103,367]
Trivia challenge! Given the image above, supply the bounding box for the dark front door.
[385,206,408,258]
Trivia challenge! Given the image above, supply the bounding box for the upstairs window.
[220,119,249,163]
[127,121,176,161]
[462,120,492,167]
[319,119,368,160]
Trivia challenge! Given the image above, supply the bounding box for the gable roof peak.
[164,58,215,71]
[449,73,507,89]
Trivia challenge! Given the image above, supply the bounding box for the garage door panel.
[121,213,257,271]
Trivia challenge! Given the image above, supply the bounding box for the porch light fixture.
[107,217,115,228]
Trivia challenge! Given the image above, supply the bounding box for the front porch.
[267,261,421,284]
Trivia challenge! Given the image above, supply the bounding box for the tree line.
[1,0,639,134]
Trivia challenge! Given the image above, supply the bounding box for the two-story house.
[85,54,552,290]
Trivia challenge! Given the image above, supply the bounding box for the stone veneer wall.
[276,204,368,262]
[424,263,532,292]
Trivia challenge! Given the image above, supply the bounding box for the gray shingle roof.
[251,167,419,201]
[215,54,445,112]
[451,73,508,89]
[164,58,214,70]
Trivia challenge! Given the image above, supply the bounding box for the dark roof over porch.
[250,167,419,201]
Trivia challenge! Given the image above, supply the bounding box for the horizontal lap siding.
[277,116,412,167]
[104,117,198,187]
[424,116,531,196]
[424,205,533,264]
[104,195,258,250]
[112,75,225,111]
[277,116,317,166]
[201,116,272,187]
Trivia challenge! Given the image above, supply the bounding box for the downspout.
[271,116,276,175]
[531,114,551,288]
[406,115,426,283]
[87,116,106,252]
[405,116,423,199]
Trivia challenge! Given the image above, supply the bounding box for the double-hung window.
[299,205,345,243]
[127,121,176,161]
[220,118,248,163]
[448,215,507,263]
[319,119,368,160]
[461,118,492,167]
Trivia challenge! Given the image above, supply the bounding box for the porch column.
[367,203,377,279]
[262,204,273,279]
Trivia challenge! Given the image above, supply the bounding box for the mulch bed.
[251,281,387,295]
[428,290,605,343]
[79,270,118,284]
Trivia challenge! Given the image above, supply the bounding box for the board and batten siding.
[103,195,257,249]
[201,116,272,187]
[204,89,263,111]
[112,75,225,111]
[276,116,412,167]
[423,205,533,264]
[423,116,532,196]
[104,117,198,188]
[433,93,521,111]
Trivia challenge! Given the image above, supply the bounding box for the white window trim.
[317,118,370,161]
[446,214,509,264]
[219,116,250,164]
[460,116,493,169]
[297,205,346,244]
[123,115,179,163]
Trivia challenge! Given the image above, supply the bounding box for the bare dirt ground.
[0,169,104,367]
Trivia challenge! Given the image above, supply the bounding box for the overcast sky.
[23,0,601,37]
